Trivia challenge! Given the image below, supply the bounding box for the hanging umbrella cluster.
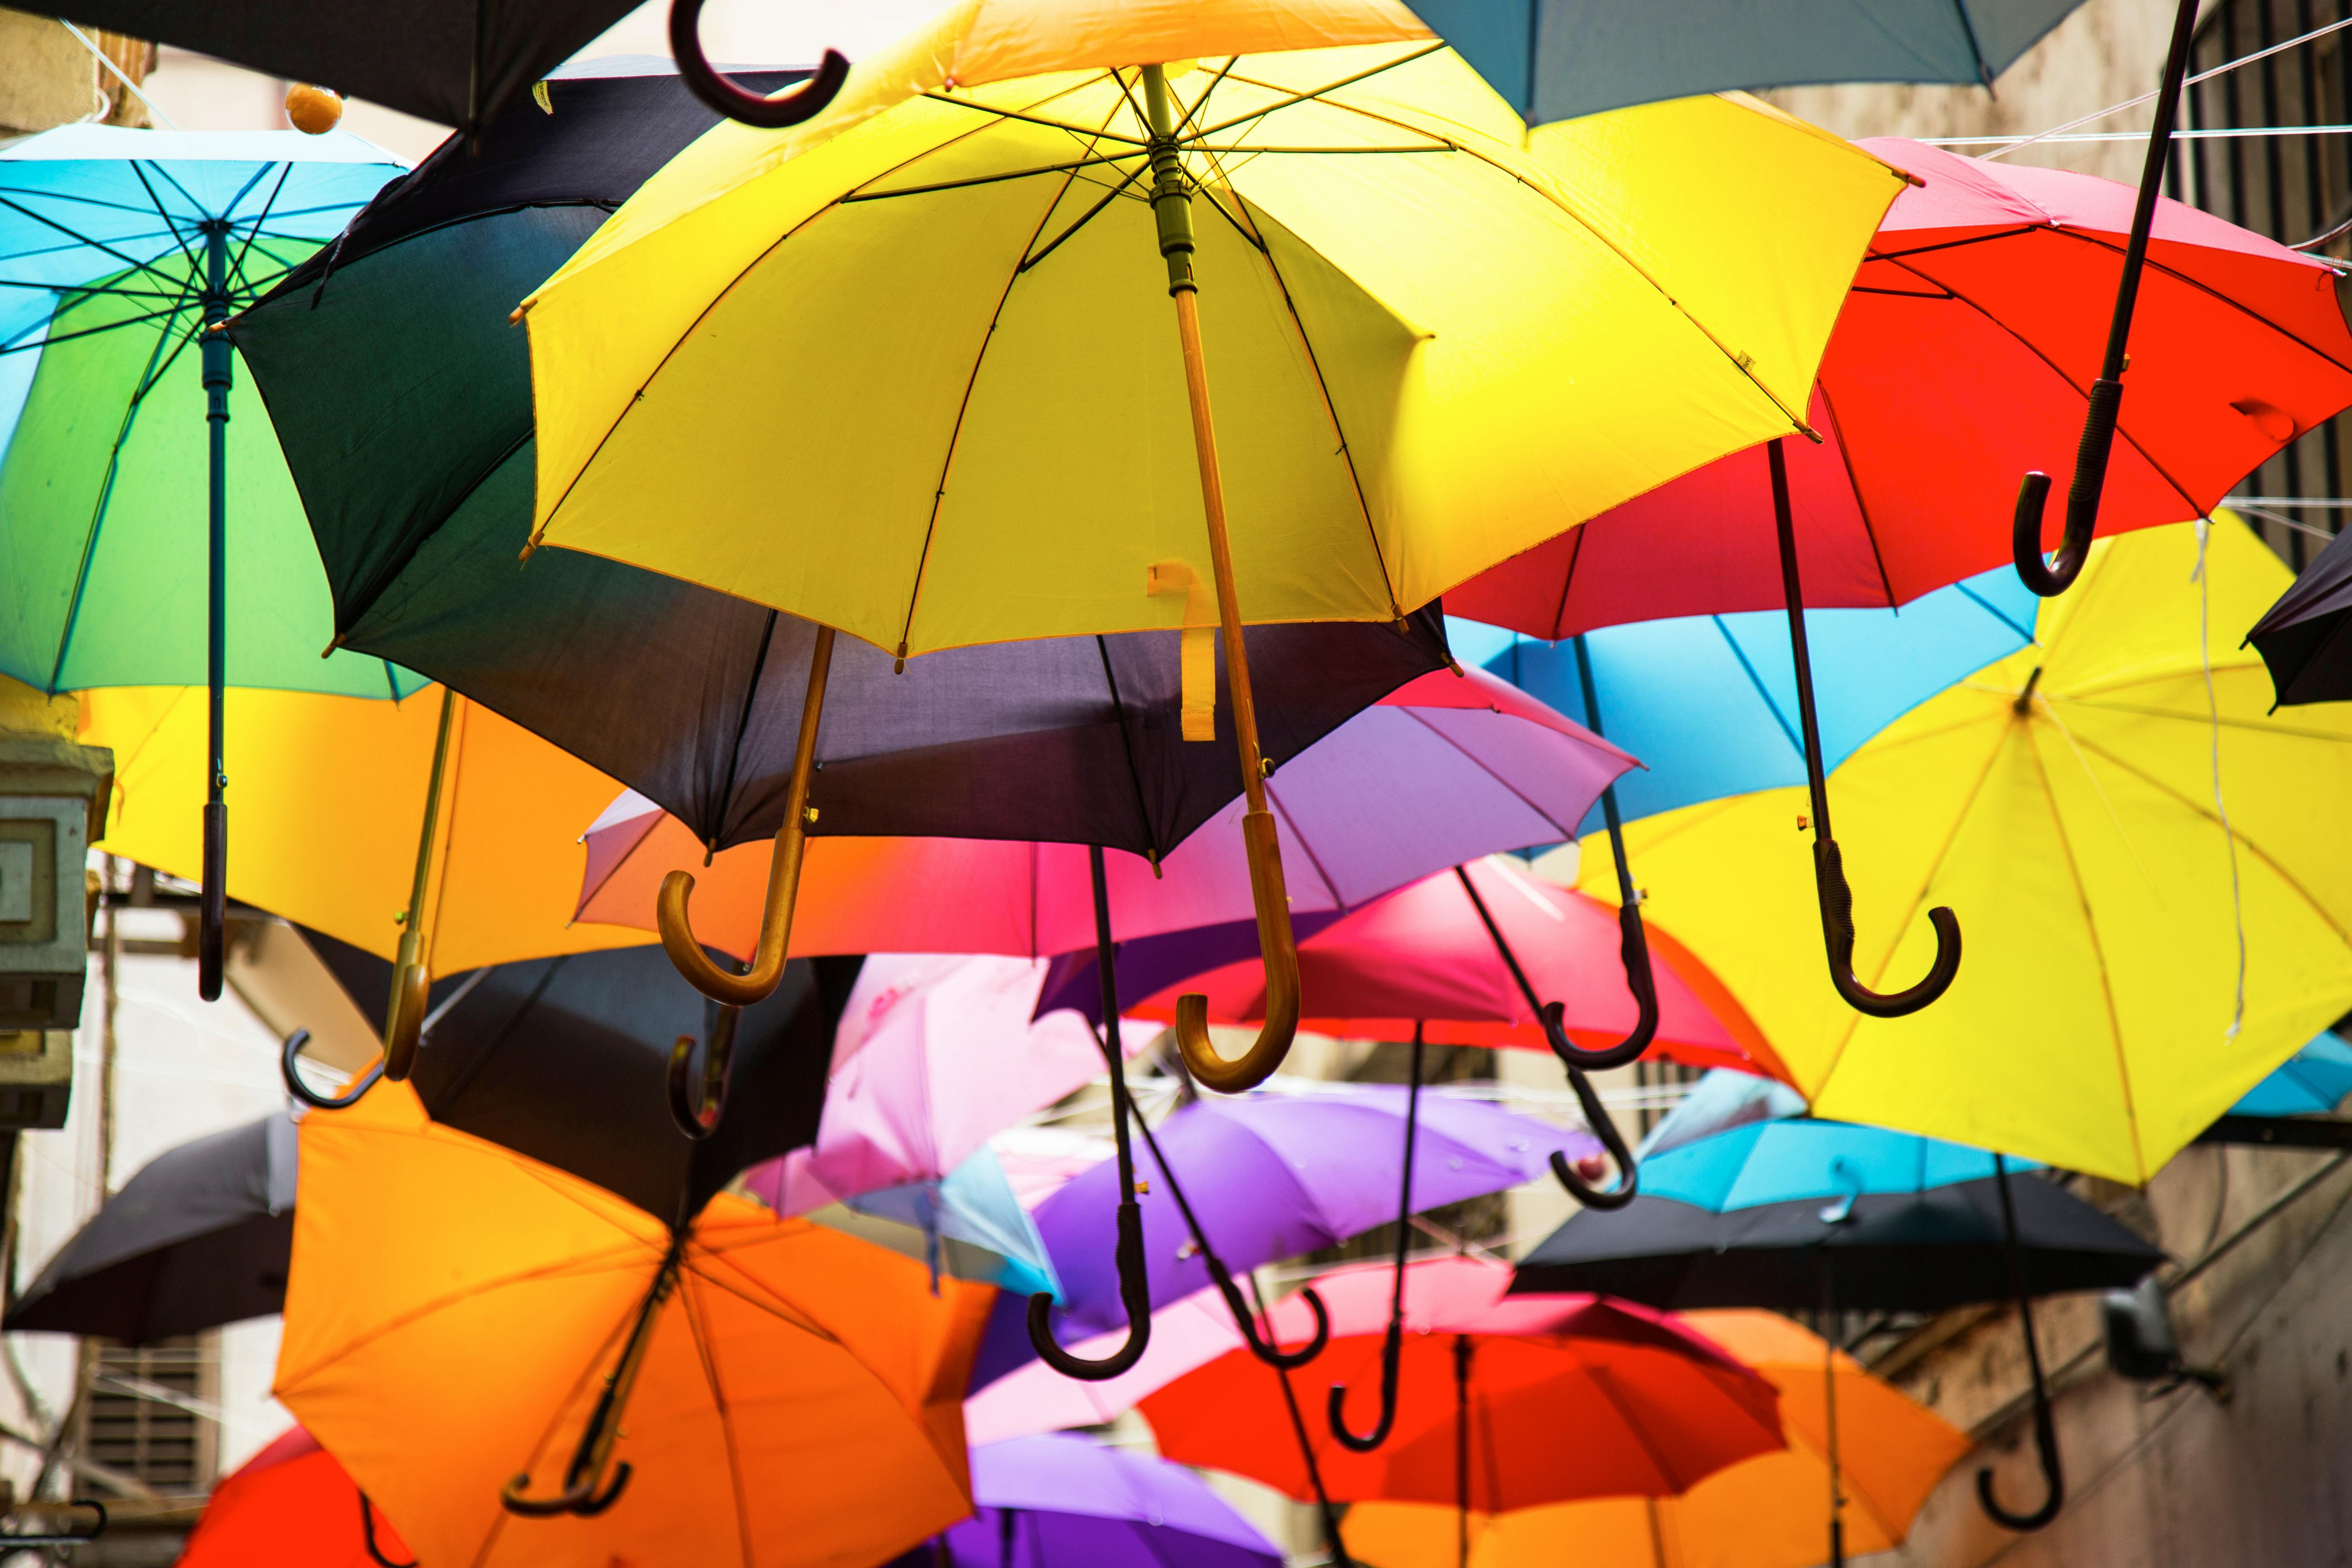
[15,0,2352,1556]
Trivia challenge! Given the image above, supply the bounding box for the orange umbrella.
[274,1080,995,1568]
[1343,1310,1968,1568]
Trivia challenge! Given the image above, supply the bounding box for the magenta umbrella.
[572,669,1633,961]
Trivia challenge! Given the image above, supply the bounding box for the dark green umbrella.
[0,126,415,1002]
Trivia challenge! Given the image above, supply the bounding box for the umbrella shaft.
[201,225,231,805]
[2099,0,2200,382]
[1768,441,1833,840]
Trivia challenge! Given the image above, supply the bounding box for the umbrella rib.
[1575,1358,1682,1494]
[0,193,190,296]
[680,1247,840,1342]
[1708,616,1807,761]
[2017,718,2146,1179]
[893,109,1125,661]
[1261,778,1347,911]
[1394,703,1577,838]
[1868,247,2220,521]
[2055,717,2352,949]
[1186,45,1450,141]
[676,1272,758,1568]
[47,288,195,695]
[1094,636,1163,862]
[126,163,204,276]
[1246,206,1402,614]
[2040,221,2352,377]
[1547,523,1589,643]
[1812,707,2015,1090]
[713,609,778,846]
[2058,692,2344,741]
[1809,379,1901,609]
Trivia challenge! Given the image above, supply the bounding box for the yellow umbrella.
[80,685,649,1072]
[1572,516,2352,1183]
[518,0,1906,1088]
[1342,1311,1967,1568]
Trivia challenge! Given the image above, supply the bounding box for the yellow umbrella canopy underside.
[79,685,649,976]
[523,4,1903,658]
[1577,517,2352,1184]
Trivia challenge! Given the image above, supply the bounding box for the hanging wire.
[2193,517,2249,1040]
[55,20,180,130]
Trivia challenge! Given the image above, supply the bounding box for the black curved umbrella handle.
[358,1492,416,1568]
[1815,840,1962,1018]
[1026,1199,1152,1380]
[1976,1407,2065,1532]
[1549,1062,1638,1210]
[1327,1319,1403,1450]
[669,0,849,128]
[2011,381,2120,597]
[666,1006,741,1141]
[501,1463,631,1519]
[199,803,227,1002]
[1456,866,1652,1071]
[0,1499,106,1547]
[281,1028,382,1111]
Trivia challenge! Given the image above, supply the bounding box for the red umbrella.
[1451,139,2352,638]
[1449,145,2352,1026]
[1126,857,1779,1080]
[180,1426,414,1568]
[1140,1256,1784,1510]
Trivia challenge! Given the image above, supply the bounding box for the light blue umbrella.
[845,1144,1065,1303]
[0,126,411,999]
[1405,0,2087,124]
[2199,1032,2352,1148]
[1449,563,2037,831]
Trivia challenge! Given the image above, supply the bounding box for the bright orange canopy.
[275,1082,995,1568]
[1345,1310,1967,1568]
[79,685,647,975]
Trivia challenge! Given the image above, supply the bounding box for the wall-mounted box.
[0,735,112,1031]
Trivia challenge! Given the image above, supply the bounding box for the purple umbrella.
[971,1085,1597,1389]
[890,1434,1281,1568]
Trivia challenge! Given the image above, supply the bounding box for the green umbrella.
[0,126,417,998]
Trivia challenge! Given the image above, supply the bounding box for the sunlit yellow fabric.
[1576,518,2352,1184]
[278,1081,991,1568]
[523,6,1902,656]
[78,685,647,975]
[1346,1314,1964,1568]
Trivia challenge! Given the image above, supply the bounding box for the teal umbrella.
[0,126,416,998]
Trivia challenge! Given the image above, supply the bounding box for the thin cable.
[1976,13,2352,163]
[1931,124,2352,145]
[56,21,179,130]
[2194,517,2248,1039]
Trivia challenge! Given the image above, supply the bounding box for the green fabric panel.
[0,250,421,698]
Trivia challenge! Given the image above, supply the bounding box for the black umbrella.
[230,62,1451,1027]
[1510,1118,2163,1558]
[51,0,842,139]
[284,929,853,1223]
[7,1114,296,1344]
[2246,522,2352,708]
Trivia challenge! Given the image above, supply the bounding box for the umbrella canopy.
[1449,143,2352,640]
[179,1426,412,1568]
[1576,518,2352,1183]
[301,929,848,1221]
[574,668,1632,961]
[2227,1032,2352,1116]
[1141,1257,1784,1508]
[1464,564,2036,829]
[79,685,647,974]
[738,954,1105,1217]
[46,0,655,132]
[277,1080,994,1568]
[965,1287,1244,1445]
[812,1145,1064,1304]
[1344,1309,1968,1568]
[1405,0,2086,124]
[1099,856,1774,1074]
[2246,520,2352,707]
[1509,1119,2163,1313]
[518,16,1898,657]
[6,1113,294,1343]
[0,128,412,698]
[891,1433,1283,1568]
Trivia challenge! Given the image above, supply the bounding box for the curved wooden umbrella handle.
[669,0,849,128]
[1174,811,1299,1092]
[380,962,431,1081]
[659,629,832,1008]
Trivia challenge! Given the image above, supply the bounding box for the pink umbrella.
[966,1287,1244,1447]
[738,954,1116,1215]
[574,669,1635,961]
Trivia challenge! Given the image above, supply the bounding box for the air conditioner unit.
[0,733,113,1032]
